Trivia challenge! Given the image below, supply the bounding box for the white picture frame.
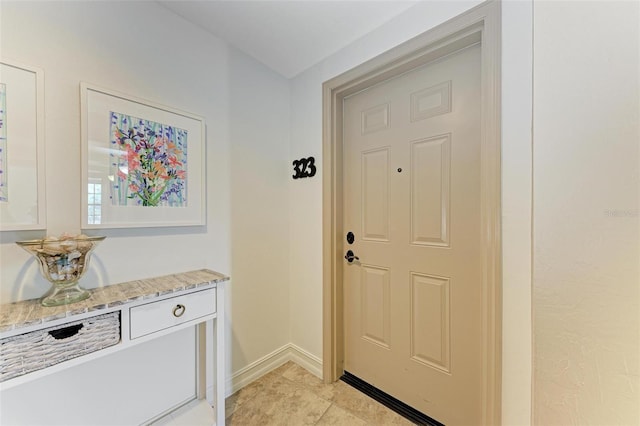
[80,83,206,229]
[0,60,46,231]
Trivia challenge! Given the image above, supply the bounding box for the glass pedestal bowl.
[16,236,106,307]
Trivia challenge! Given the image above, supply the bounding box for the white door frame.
[321,1,502,424]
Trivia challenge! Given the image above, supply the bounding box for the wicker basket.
[0,312,121,382]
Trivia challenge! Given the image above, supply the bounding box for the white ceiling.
[158,1,419,78]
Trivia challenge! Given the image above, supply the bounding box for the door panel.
[410,272,451,373]
[410,134,451,247]
[343,44,482,425]
[362,103,390,134]
[362,148,390,241]
[410,81,452,122]
[360,264,391,349]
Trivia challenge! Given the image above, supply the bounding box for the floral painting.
[109,111,187,207]
[0,83,6,202]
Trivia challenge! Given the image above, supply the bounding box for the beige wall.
[533,1,640,424]
[0,0,291,410]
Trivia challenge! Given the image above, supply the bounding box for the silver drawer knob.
[172,304,186,318]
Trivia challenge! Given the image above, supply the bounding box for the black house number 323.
[292,157,316,179]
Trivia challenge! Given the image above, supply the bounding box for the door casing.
[321,2,502,424]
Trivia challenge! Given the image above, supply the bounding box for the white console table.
[0,269,229,425]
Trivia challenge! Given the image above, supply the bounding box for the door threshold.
[340,371,444,426]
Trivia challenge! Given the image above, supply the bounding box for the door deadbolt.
[346,231,355,244]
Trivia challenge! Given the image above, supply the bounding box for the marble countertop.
[0,269,229,333]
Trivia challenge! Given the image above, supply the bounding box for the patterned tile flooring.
[226,361,415,425]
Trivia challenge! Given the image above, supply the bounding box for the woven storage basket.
[0,311,120,382]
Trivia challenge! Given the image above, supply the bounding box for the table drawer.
[0,312,120,382]
[129,288,216,339]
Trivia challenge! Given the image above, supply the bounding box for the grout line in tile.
[312,401,333,426]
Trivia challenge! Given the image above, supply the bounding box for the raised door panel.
[360,265,391,349]
[361,148,390,242]
[410,135,451,247]
[361,103,390,135]
[410,81,452,122]
[410,272,451,373]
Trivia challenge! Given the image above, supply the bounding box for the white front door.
[342,43,482,425]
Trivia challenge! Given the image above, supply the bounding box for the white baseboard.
[288,343,322,379]
[222,343,323,397]
[224,345,291,397]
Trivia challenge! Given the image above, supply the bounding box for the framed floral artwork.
[81,83,205,228]
[0,61,46,231]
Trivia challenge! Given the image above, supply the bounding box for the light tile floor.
[226,361,415,425]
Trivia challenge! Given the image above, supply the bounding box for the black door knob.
[344,250,360,263]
